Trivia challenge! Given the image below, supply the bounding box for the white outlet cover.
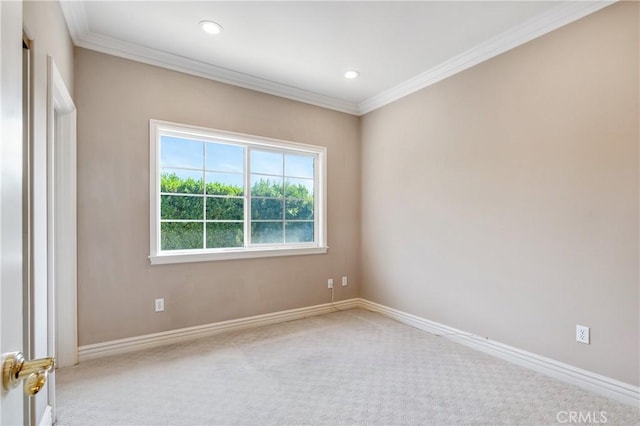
[155,298,164,312]
[576,325,589,344]
[342,276,348,286]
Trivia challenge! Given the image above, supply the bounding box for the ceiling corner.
[357,0,617,116]
[60,0,89,45]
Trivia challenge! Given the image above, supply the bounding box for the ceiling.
[61,1,612,115]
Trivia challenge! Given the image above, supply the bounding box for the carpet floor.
[56,309,639,425]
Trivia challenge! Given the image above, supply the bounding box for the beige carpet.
[56,309,639,425]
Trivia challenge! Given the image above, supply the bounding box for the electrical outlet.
[342,276,348,287]
[327,279,333,289]
[155,298,164,312]
[576,325,589,344]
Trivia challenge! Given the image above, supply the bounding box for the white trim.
[358,299,640,407]
[149,119,327,263]
[60,1,614,116]
[58,1,88,43]
[47,57,78,369]
[59,1,358,115]
[38,405,53,426]
[152,119,329,154]
[76,297,639,407]
[149,246,328,265]
[359,1,615,114]
[78,298,359,361]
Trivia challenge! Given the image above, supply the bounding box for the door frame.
[46,56,77,369]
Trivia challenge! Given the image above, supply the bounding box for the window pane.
[206,197,243,221]
[285,221,314,243]
[251,198,283,220]
[206,172,244,196]
[285,199,314,220]
[206,222,243,248]
[285,178,313,197]
[161,195,203,220]
[205,143,244,173]
[161,222,203,250]
[251,175,283,197]
[285,154,314,178]
[161,136,203,169]
[161,169,203,194]
[251,221,284,244]
[251,150,283,175]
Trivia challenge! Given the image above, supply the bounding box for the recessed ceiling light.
[200,20,223,35]
[344,70,360,79]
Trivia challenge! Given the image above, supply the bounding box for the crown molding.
[61,1,615,117]
[357,1,616,115]
[59,2,360,115]
[59,0,88,42]
[79,31,360,115]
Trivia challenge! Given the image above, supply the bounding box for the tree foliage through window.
[160,173,314,250]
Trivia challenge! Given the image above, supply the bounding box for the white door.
[1,0,27,424]
[2,1,55,425]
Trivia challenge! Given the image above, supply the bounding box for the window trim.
[149,119,328,264]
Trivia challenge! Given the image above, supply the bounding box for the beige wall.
[74,48,360,345]
[360,2,639,386]
[24,1,74,96]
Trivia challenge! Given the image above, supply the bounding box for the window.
[149,120,327,264]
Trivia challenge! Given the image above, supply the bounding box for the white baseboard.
[38,405,53,426]
[78,298,359,362]
[77,296,638,407]
[358,298,640,407]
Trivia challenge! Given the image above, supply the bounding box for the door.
[2,2,55,424]
[1,0,26,424]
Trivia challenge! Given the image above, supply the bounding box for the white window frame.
[149,119,328,264]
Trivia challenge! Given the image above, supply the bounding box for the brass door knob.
[2,352,54,396]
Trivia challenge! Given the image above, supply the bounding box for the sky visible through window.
[160,136,314,192]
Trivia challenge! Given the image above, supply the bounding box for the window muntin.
[150,120,327,264]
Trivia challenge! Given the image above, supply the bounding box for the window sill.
[149,246,328,265]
